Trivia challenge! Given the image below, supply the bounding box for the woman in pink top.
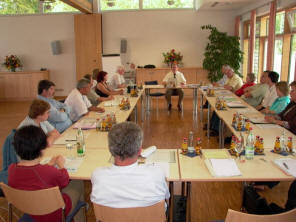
[8,125,85,222]
[235,73,256,97]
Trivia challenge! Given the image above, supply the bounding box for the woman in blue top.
[262,81,290,115]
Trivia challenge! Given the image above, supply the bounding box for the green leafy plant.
[201,25,243,82]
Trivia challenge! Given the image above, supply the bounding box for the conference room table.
[178,148,296,222]
[200,87,296,149]
[144,84,199,114]
[52,90,144,149]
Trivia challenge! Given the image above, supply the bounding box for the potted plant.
[2,55,22,72]
[167,0,175,5]
[162,49,183,66]
[201,25,243,82]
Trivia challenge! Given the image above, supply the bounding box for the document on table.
[256,124,282,129]
[72,118,96,129]
[54,130,90,145]
[146,150,176,163]
[205,158,241,177]
[273,158,296,177]
[41,157,83,173]
[104,100,119,107]
[203,149,229,159]
[249,117,269,124]
[226,101,247,108]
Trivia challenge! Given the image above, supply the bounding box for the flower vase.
[10,67,16,72]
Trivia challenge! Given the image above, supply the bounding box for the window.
[0,0,39,15]
[100,0,139,11]
[263,39,268,71]
[289,35,296,83]
[143,0,194,9]
[274,37,283,77]
[275,12,285,35]
[287,9,296,32]
[43,1,78,13]
[253,38,260,75]
[0,0,78,15]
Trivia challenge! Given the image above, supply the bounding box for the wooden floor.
[0,98,291,221]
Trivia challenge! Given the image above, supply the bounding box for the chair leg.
[8,203,12,222]
[83,205,87,222]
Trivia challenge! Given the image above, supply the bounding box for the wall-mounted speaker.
[120,39,127,54]
[51,40,62,55]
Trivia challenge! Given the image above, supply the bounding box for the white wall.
[0,14,76,96]
[102,10,236,68]
[0,10,236,96]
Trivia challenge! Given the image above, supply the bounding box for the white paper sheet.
[206,158,241,177]
[256,124,282,129]
[40,157,83,173]
[274,158,296,177]
[53,130,90,145]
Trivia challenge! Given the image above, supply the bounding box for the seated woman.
[83,74,113,106]
[261,81,290,115]
[265,81,296,134]
[18,99,60,147]
[95,71,123,97]
[8,125,85,222]
[234,73,256,97]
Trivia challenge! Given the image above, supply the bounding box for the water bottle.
[188,131,195,154]
[76,128,85,157]
[245,128,254,160]
[280,129,286,152]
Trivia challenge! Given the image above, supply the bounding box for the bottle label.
[245,146,254,160]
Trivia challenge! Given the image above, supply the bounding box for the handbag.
[243,184,271,215]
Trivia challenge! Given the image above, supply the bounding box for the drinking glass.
[235,142,244,161]
[66,143,75,160]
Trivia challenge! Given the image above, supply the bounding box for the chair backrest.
[145,80,158,85]
[225,208,296,222]
[0,182,65,215]
[93,200,166,222]
[2,129,18,172]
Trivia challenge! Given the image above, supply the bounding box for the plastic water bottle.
[280,129,286,152]
[245,128,255,160]
[76,128,85,157]
[188,131,195,154]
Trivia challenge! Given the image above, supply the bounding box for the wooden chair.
[225,208,296,222]
[0,182,87,222]
[93,200,166,222]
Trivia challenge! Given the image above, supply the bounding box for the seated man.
[65,79,105,122]
[108,65,127,90]
[241,71,269,107]
[255,70,279,111]
[91,122,170,209]
[37,80,72,133]
[223,65,243,92]
[162,63,186,111]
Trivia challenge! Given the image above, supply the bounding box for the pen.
[283,162,289,170]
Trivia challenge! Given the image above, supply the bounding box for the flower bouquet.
[162,49,183,66]
[2,55,22,72]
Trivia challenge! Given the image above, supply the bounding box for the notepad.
[205,158,241,177]
[104,100,119,107]
[73,119,96,129]
[273,158,296,177]
[53,131,90,145]
[146,150,176,163]
[249,117,269,124]
[226,101,247,108]
[40,157,83,173]
[256,124,282,129]
[203,149,229,159]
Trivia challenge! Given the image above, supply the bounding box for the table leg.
[219,119,222,148]
[134,104,138,123]
[169,181,174,222]
[200,94,204,123]
[182,182,186,197]
[193,88,198,115]
[141,92,144,123]
[186,182,191,222]
[207,102,210,139]
[221,121,224,148]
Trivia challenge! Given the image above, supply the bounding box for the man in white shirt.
[162,63,186,111]
[256,71,279,111]
[91,122,170,209]
[65,79,105,122]
[109,65,127,90]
